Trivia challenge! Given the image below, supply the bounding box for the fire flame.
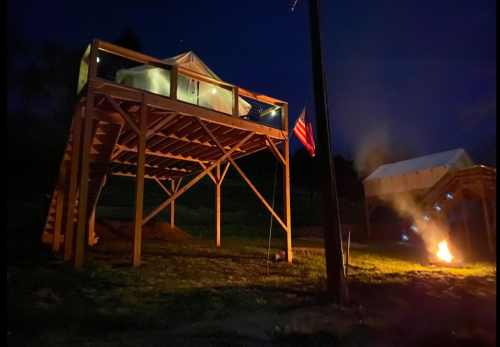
[436,240,453,263]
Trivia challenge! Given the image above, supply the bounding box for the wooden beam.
[195,117,288,231]
[230,158,287,231]
[110,161,192,173]
[133,97,148,267]
[232,86,239,118]
[155,178,172,196]
[142,92,286,139]
[75,93,95,269]
[216,164,221,247]
[261,105,280,117]
[64,109,83,262]
[265,135,286,166]
[90,80,286,140]
[238,87,286,105]
[282,104,292,262]
[175,177,183,193]
[111,112,179,161]
[53,168,66,252]
[112,172,168,180]
[146,112,179,138]
[115,145,209,163]
[142,132,255,225]
[170,65,178,101]
[98,40,176,71]
[199,162,217,184]
[220,162,231,183]
[104,93,140,135]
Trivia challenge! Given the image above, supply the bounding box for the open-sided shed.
[363,148,474,199]
[363,149,496,255]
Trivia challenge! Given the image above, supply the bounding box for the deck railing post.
[170,66,178,101]
[232,87,239,118]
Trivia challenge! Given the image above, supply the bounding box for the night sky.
[8,0,496,164]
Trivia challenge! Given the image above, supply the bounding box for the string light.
[424,216,430,221]
[435,205,441,211]
[96,57,100,63]
[446,194,453,199]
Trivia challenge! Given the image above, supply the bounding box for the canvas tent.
[363,148,474,198]
[116,51,252,117]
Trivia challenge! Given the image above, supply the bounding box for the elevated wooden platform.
[43,39,292,268]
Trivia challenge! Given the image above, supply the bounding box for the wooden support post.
[232,86,239,118]
[170,180,176,229]
[170,66,178,101]
[64,109,83,262]
[53,168,66,252]
[75,92,95,269]
[282,104,292,262]
[460,189,472,254]
[133,97,148,267]
[216,164,221,247]
[481,184,494,255]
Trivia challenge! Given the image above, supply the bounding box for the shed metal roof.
[364,148,471,182]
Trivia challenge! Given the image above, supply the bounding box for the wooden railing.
[78,39,288,131]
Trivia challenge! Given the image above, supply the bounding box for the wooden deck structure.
[42,39,292,268]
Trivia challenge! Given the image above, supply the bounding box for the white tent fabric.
[116,51,251,117]
[363,148,474,197]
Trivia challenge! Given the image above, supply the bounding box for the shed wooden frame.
[365,165,496,255]
[42,39,293,268]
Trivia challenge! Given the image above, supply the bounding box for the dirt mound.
[95,220,193,243]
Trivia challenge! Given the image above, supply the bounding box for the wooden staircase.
[42,117,123,246]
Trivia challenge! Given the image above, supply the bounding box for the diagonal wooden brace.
[104,93,140,135]
[199,162,217,184]
[195,117,288,232]
[142,131,255,225]
[265,134,285,165]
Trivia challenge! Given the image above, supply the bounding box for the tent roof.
[122,51,221,80]
[364,148,472,182]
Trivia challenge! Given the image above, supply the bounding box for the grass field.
[7,236,496,347]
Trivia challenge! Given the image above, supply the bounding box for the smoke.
[355,136,450,259]
[382,193,449,258]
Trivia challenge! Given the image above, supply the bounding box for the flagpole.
[307,0,348,304]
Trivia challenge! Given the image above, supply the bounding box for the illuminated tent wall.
[363,148,474,198]
[363,148,496,255]
[116,51,252,117]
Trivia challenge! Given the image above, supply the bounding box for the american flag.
[293,106,315,157]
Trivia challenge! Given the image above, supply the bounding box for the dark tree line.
[7,26,142,202]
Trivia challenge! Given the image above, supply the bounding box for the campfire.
[430,239,462,267]
[436,240,453,263]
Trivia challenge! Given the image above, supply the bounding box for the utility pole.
[307,0,348,304]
